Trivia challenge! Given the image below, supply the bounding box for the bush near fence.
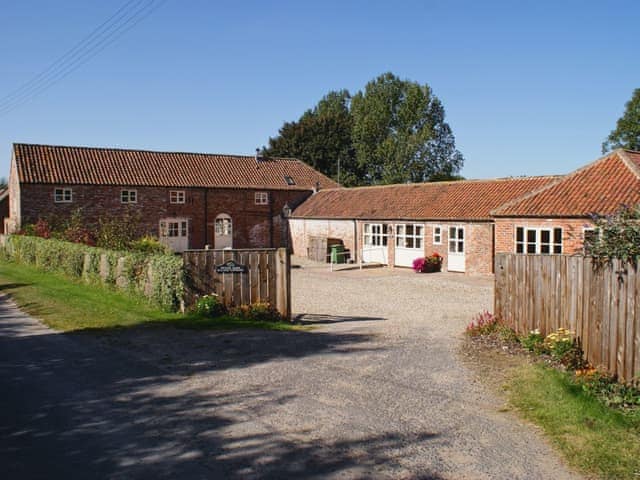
[1,235,184,312]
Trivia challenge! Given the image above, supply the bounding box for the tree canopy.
[263,73,464,186]
[602,88,640,154]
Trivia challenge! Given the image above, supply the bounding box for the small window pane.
[415,238,422,249]
[540,230,550,243]
[516,227,524,242]
[527,230,537,243]
[516,243,524,254]
[449,227,456,238]
[540,244,550,254]
[554,228,562,244]
[527,243,536,254]
[458,241,464,253]
[406,237,414,248]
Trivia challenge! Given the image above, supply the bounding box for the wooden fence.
[183,248,291,320]
[495,254,640,381]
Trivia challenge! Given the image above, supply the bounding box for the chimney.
[255,148,262,162]
[313,181,320,193]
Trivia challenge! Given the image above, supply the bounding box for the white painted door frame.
[394,223,424,267]
[362,223,389,264]
[448,225,465,272]
[159,217,189,253]
[214,213,233,249]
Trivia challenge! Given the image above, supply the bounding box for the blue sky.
[0,0,638,180]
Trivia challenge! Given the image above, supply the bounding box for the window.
[215,216,232,235]
[255,191,269,205]
[449,226,465,253]
[433,226,442,245]
[170,190,185,204]
[515,227,562,254]
[396,224,424,249]
[583,228,600,255]
[363,223,389,246]
[54,188,72,203]
[121,190,137,204]
[284,175,296,186]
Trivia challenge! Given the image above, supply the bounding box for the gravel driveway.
[1,262,581,479]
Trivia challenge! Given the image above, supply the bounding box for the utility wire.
[0,0,167,117]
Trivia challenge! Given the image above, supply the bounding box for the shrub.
[412,257,426,272]
[544,327,575,360]
[230,302,284,322]
[194,294,225,318]
[96,210,142,250]
[34,218,52,239]
[130,235,170,254]
[2,235,184,312]
[466,310,499,336]
[520,329,546,353]
[577,371,640,410]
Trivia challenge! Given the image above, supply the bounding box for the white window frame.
[515,226,563,254]
[363,223,389,247]
[54,187,73,203]
[448,226,465,253]
[121,189,137,204]
[160,220,188,238]
[433,225,442,245]
[396,223,424,249]
[255,191,269,205]
[215,215,232,236]
[169,190,185,204]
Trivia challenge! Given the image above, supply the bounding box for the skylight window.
[284,175,296,185]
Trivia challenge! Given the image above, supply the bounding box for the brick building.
[290,149,640,274]
[7,143,338,251]
[289,176,557,274]
[492,149,640,255]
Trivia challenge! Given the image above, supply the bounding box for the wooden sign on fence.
[183,248,291,320]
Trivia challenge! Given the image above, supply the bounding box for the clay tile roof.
[492,150,640,217]
[13,143,339,191]
[292,176,558,221]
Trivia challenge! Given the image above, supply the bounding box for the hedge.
[1,235,184,312]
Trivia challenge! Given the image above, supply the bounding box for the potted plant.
[413,253,443,273]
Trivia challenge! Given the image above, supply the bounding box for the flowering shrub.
[544,327,575,359]
[194,294,225,318]
[413,253,443,272]
[466,310,499,336]
[412,257,426,272]
[230,302,284,322]
[521,328,546,353]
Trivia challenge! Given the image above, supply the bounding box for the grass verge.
[0,260,297,332]
[507,363,640,480]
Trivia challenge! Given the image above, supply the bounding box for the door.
[395,223,424,267]
[214,214,233,249]
[159,218,189,252]
[362,223,388,264]
[448,226,465,272]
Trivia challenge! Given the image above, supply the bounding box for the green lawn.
[0,260,297,332]
[507,363,640,480]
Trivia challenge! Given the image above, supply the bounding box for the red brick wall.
[495,217,594,255]
[17,184,311,249]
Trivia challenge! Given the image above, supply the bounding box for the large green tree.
[264,73,463,186]
[602,88,640,153]
[351,72,463,184]
[263,90,361,186]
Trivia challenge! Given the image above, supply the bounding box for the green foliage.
[264,90,360,186]
[2,235,183,312]
[351,72,463,184]
[230,302,284,322]
[577,371,640,410]
[585,205,640,264]
[96,210,142,250]
[520,329,546,353]
[194,294,226,318]
[603,88,640,153]
[130,235,170,254]
[508,364,640,479]
[264,72,464,186]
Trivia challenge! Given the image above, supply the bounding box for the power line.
[0,0,167,117]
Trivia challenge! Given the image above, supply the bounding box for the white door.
[362,223,388,264]
[395,223,424,267]
[448,226,465,272]
[159,218,189,252]
[214,214,233,249]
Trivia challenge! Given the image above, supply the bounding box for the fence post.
[275,248,291,321]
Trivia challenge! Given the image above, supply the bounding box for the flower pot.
[422,263,442,273]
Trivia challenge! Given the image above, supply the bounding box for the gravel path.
[0,263,582,479]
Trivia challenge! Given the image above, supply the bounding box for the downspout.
[203,188,208,247]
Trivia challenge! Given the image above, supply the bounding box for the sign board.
[215,260,248,274]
